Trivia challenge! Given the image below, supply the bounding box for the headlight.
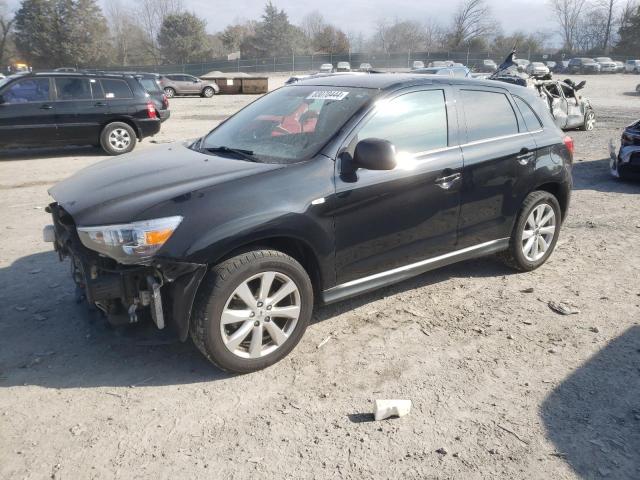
[77,216,183,264]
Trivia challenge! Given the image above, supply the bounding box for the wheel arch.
[533,181,570,221]
[214,236,325,298]
[101,118,141,140]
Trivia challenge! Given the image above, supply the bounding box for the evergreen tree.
[14,0,109,68]
[158,12,210,64]
[616,6,640,54]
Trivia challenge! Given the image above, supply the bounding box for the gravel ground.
[1,74,640,480]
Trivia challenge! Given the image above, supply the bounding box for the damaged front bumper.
[610,138,640,179]
[45,203,206,341]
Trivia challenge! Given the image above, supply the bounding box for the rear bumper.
[46,203,206,340]
[158,109,171,122]
[136,118,162,139]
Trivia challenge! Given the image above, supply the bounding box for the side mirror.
[353,138,397,171]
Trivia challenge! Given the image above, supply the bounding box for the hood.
[49,142,284,226]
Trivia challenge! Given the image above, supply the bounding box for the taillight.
[563,136,574,156]
[146,101,157,119]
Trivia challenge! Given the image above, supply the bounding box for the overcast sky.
[7,0,555,38]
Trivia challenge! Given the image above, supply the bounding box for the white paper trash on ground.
[374,399,412,421]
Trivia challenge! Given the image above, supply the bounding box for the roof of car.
[291,72,530,93]
[20,71,136,79]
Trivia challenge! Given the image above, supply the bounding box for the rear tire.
[499,191,562,272]
[190,250,313,373]
[202,86,215,98]
[164,87,176,98]
[100,122,137,155]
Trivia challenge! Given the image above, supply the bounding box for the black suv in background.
[0,72,162,155]
[112,72,170,122]
[46,74,573,373]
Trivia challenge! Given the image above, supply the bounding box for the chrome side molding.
[321,238,509,304]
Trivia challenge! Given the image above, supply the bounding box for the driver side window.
[3,78,50,104]
[357,90,448,155]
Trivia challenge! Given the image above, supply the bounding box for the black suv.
[45,74,573,373]
[0,72,162,155]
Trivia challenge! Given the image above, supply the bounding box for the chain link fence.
[89,51,633,76]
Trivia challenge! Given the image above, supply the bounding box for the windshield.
[200,85,376,164]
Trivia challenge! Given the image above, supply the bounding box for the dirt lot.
[1,74,640,480]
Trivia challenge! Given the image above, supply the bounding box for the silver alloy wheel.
[585,111,596,130]
[108,128,131,152]
[164,87,175,98]
[220,271,301,359]
[522,203,556,262]
[203,87,214,97]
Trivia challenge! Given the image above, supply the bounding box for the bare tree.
[0,0,14,67]
[448,0,495,48]
[136,0,183,62]
[424,19,445,52]
[300,11,325,42]
[600,0,616,51]
[618,0,639,29]
[548,0,588,52]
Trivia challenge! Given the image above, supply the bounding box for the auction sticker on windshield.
[307,90,349,101]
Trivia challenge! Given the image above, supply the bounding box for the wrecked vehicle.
[609,120,640,180]
[536,79,595,131]
[490,52,595,131]
[45,74,572,373]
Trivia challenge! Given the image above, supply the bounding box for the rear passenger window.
[460,90,519,142]
[55,77,92,100]
[514,96,543,131]
[100,79,133,99]
[357,90,448,154]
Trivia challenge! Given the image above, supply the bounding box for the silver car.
[159,74,220,98]
[526,62,550,76]
[595,57,617,73]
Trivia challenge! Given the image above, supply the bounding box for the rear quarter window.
[460,90,519,142]
[514,96,543,131]
[100,79,133,99]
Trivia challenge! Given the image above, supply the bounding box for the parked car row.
[318,62,373,73]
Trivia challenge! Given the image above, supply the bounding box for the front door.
[333,88,463,285]
[455,87,538,248]
[181,75,200,94]
[0,77,56,147]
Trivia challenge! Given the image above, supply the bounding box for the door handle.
[39,104,53,110]
[435,173,461,189]
[94,102,107,107]
[517,148,536,165]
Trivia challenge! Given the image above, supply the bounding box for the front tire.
[190,250,313,373]
[580,109,596,131]
[499,191,562,272]
[201,86,215,98]
[100,122,137,155]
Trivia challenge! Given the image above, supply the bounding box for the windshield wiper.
[204,145,258,162]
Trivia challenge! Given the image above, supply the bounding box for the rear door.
[455,86,538,248]
[100,78,136,117]
[0,77,56,146]
[53,76,107,144]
